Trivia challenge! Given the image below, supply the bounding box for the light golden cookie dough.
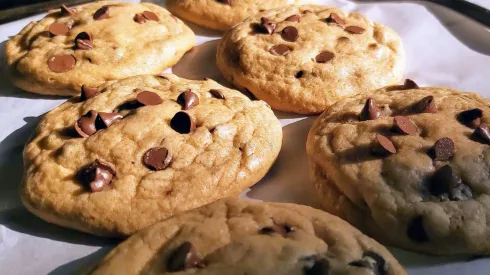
[217,5,405,114]
[307,82,490,255]
[166,0,314,31]
[21,74,282,237]
[89,198,406,275]
[6,1,195,96]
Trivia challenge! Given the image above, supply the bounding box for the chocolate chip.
[210,89,225,99]
[258,17,276,34]
[80,85,99,101]
[269,44,291,56]
[136,91,163,106]
[407,216,429,242]
[403,79,419,89]
[315,51,335,63]
[48,54,76,73]
[171,112,196,134]
[304,258,329,275]
[74,110,98,137]
[143,147,172,171]
[60,4,75,16]
[285,14,300,23]
[295,71,304,78]
[49,23,70,36]
[349,251,387,275]
[430,165,472,201]
[459,108,483,128]
[75,32,93,50]
[177,90,199,110]
[167,242,206,272]
[345,26,365,34]
[259,224,294,237]
[217,0,233,5]
[430,137,454,161]
[372,134,396,156]
[93,6,109,20]
[281,26,298,42]
[413,96,438,113]
[392,116,418,135]
[134,13,146,24]
[77,159,116,192]
[326,13,345,25]
[96,112,123,129]
[473,124,490,144]
[359,98,381,121]
[142,11,159,21]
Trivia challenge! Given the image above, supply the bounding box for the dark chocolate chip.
[77,159,116,192]
[372,134,396,156]
[134,13,147,24]
[345,26,365,34]
[413,96,438,113]
[75,32,93,50]
[93,6,109,20]
[48,54,76,73]
[430,165,472,201]
[60,4,75,16]
[167,242,206,272]
[137,91,163,106]
[143,147,172,171]
[349,251,387,275]
[217,0,233,5]
[403,79,419,89]
[459,108,483,128]
[49,23,70,36]
[177,90,199,110]
[359,98,381,121]
[285,14,300,23]
[258,17,276,34]
[171,112,196,134]
[315,51,335,63]
[210,89,225,99]
[407,216,429,242]
[74,110,98,137]
[430,137,454,161]
[326,13,345,25]
[295,71,304,78]
[304,258,329,275]
[142,11,159,21]
[80,85,99,101]
[269,44,291,56]
[281,26,298,42]
[392,116,418,135]
[96,112,123,129]
[259,224,294,237]
[473,124,490,144]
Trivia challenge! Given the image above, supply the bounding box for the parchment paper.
[1,0,490,274]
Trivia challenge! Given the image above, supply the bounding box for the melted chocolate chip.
[210,89,225,99]
[269,44,291,56]
[48,54,76,73]
[142,11,159,21]
[60,4,75,16]
[403,79,419,89]
[80,85,99,101]
[407,216,429,242]
[93,6,109,20]
[392,116,418,135]
[258,17,276,34]
[459,108,483,128]
[136,91,163,106]
[285,14,300,23]
[167,242,206,272]
[345,26,365,34]
[349,251,387,275]
[473,124,490,144]
[177,90,199,110]
[75,32,93,50]
[304,258,329,275]
[413,96,438,113]
[143,147,172,171]
[315,51,335,63]
[430,165,473,201]
[281,26,298,42]
[326,13,345,25]
[372,134,396,156]
[96,112,123,129]
[49,23,70,36]
[171,112,196,134]
[134,13,146,24]
[74,110,98,137]
[430,137,454,161]
[77,159,116,192]
[359,98,381,121]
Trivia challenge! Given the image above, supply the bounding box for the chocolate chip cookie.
[88,198,406,274]
[6,1,195,96]
[21,74,282,237]
[166,0,313,31]
[306,80,490,255]
[216,5,405,114]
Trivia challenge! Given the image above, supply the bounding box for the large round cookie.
[216,5,405,114]
[89,198,406,274]
[6,1,195,96]
[166,0,313,31]
[21,74,282,237]
[307,81,490,255]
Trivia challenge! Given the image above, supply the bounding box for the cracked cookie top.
[6,1,195,96]
[89,198,406,275]
[216,5,405,114]
[21,74,282,237]
[307,82,490,255]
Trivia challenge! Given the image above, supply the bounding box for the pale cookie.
[166,0,314,31]
[21,74,282,237]
[307,80,490,255]
[6,1,195,96]
[88,198,406,275]
[216,5,405,114]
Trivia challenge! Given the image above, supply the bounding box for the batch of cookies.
[6,0,490,274]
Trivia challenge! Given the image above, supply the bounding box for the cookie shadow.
[47,247,113,275]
